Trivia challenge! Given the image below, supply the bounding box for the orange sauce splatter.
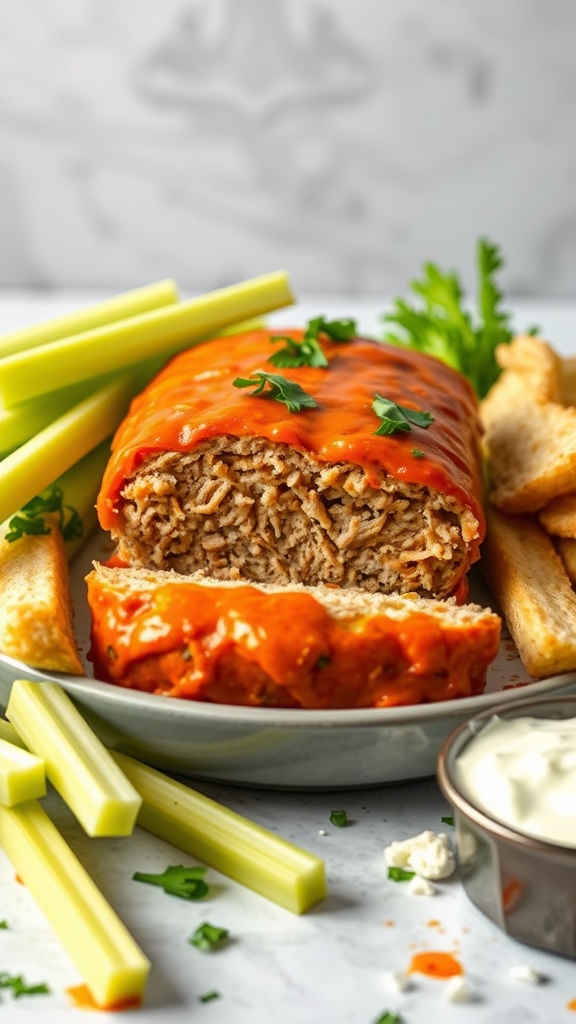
[567,998,576,1012]
[426,919,441,928]
[408,951,463,979]
[502,878,523,914]
[384,920,395,927]
[66,984,142,1012]
[14,874,23,885]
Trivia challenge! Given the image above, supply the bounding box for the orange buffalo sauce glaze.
[86,576,500,709]
[408,950,464,979]
[96,330,485,560]
[66,983,141,1012]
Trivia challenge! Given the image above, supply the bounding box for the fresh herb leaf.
[411,448,426,459]
[372,395,434,437]
[133,865,209,900]
[0,972,50,998]
[269,316,356,369]
[316,653,331,669]
[373,1012,404,1024]
[189,922,229,951]
[5,485,83,545]
[329,809,348,827]
[233,372,317,413]
[0,921,8,929]
[199,990,221,1003]
[387,866,415,881]
[441,815,455,826]
[382,237,532,398]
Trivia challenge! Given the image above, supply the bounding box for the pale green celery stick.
[0,738,45,806]
[0,279,179,359]
[0,378,108,458]
[0,271,294,407]
[0,374,134,526]
[0,798,150,1008]
[6,681,141,837]
[113,752,327,914]
[45,440,112,561]
[0,720,24,748]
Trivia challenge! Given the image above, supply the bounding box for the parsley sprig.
[233,372,317,413]
[133,864,209,900]
[387,866,415,882]
[372,395,434,437]
[189,922,229,951]
[0,972,50,998]
[382,238,535,398]
[5,485,82,544]
[269,316,356,369]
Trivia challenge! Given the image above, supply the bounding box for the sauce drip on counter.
[87,575,500,709]
[97,330,485,551]
[408,950,464,979]
[66,983,142,1012]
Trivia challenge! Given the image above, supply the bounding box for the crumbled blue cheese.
[406,873,437,896]
[384,830,455,880]
[385,969,412,993]
[444,975,475,1003]
[509,964,547,985]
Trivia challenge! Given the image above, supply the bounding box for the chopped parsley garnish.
[199,990,221,1003]
[372,395,434,437]
[189,922,229,951]
[411,448,426,459]
[387,866,415,882]
[5,485,82,544]
[441,815,455,826]
[373,1012,404,1024]
[269,315,357,369]
[381,237,537,399]
[0,972,50,998]
[133,865,209,900]
[316,653,331,669]
[329,809,348,828]
[233,372,317,413]
[0,921,8,929]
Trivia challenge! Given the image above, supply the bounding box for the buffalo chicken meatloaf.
[97,329,486,598]
[86,564,501,709]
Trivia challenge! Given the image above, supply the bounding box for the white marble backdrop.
[0,0,575,297]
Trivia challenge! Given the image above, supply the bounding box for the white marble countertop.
[0,291,575,1023]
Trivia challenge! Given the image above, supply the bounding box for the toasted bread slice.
[556,536,576,587]
[539,493,576,538]
[482,505,576,678]
[0,515,83,674]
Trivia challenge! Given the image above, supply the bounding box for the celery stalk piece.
[0,270,294,407]
[0,798,150,1008]
[113,752,327,914]
[0,720,24,748]
[0,738,45,806]
[0,374,134,525]
[0,377,108,458]
[6,681,141,837]
[0,279,179,358]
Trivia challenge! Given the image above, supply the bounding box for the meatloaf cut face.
[97,330,485,598]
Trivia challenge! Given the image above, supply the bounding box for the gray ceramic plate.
[1,530,575,789]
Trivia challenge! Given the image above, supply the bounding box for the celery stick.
[0,798,150,1008]
[0,378,106,458]
[44,440,112,561]
[0,739,45,807]
[0,279,178,359]
[113,752,327,914]
[0,720,24,748]
[0,271,294,407]
[6,682,141,837]
[0,374,134,525]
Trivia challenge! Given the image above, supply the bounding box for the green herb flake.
[0,972,50,998]
[269,315,356,370]
[0,921,8,930]
[5,485,83,545]
[329,809,348,828]
[411,448,426,459]
[189,922,229,951]
[315,653,331,670]
[199,990,221,1003]
[381,237,536,399]
[373,1012,404,1024]
[387,866,415,882]
[441,815,455,826]
[372,394,434,437]
[133,865,209,900]
[233,372,317,414]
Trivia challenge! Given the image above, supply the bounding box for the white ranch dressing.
[454,715,576,848]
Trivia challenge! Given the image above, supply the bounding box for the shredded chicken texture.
[113,436,477,597]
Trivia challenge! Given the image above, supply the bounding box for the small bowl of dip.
[436,693,576,959]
